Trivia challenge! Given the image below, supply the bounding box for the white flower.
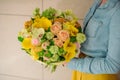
[32,28,45,38]
[19,29,31,38]
[41,41,49,50]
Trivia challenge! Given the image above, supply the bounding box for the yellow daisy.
[32,17,52,30]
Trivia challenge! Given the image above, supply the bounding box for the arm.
[67,9,120,74]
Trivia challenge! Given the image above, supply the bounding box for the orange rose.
[53,38,63,48]
[57,30,69,42]
[50,22,62,35]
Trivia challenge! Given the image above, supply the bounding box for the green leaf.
[51,64,57,72]
[78,27,82,33]
[58,56,65,61]
[18,36,24,42]
[60,12,65,18]
[59,48,64,53]
[58,48,65,56]
[46,27,51,32]
[40,34,47,43]
[21,48,31,54]
[40,38,46,43]
[42,7,57,20]
[46,60,54,66]
[31,18,35,21]
[49,40,54,45]
[50,54,59,61]
[39,57,43,61]
[47,46,50,49]
[37,50,44,57]
[33,8,40,16]
[44,51,53,58]
[70,36,76,42]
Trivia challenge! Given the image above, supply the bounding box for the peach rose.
[57,30,69,42]
[53,38,63,48]
[41,41,49,50]
[50,22,62,35]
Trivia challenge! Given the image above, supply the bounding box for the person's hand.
[78,52,86,58]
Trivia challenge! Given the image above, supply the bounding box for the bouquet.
[18,7,86,72]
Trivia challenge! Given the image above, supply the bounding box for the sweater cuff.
[67,58,82,70]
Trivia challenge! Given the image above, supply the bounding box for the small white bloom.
[32,28,45,38]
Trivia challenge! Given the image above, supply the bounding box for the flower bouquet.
[18,7,86,72]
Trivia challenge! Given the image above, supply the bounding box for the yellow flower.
[32,17,52,30]
[31,49,39,60]
[63,39,76,62]
[64,50,76,62]
[32,22,41,28]
[63,39,76,51]
[31,45,43,53]
[22,38,32,49]
[24,20,32,29]
[63,21,78,36]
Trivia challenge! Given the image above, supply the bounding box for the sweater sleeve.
[67,8,120,74]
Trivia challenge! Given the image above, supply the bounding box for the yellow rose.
[21,38,32,49]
